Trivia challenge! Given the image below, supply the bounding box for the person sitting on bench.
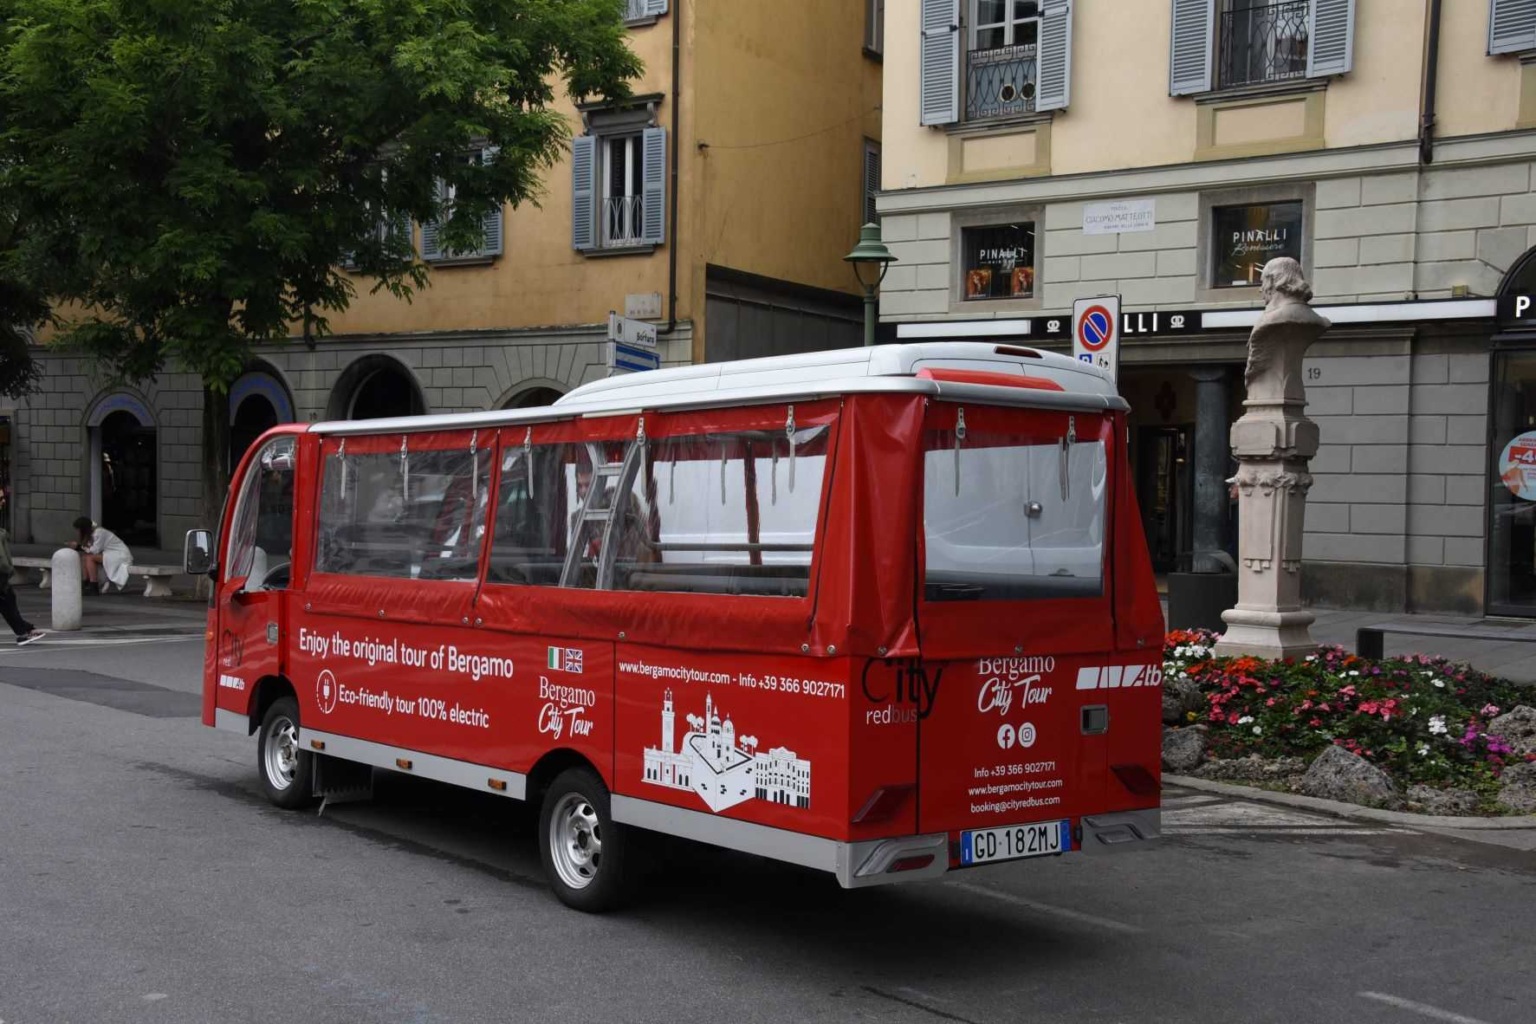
[69,516,134,595]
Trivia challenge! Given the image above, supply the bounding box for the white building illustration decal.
[642,690,811,813]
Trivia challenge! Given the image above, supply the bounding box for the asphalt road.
[0,620,1533,1024]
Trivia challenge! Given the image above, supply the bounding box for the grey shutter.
[571,135,597,251]
[421,181,444,262]
[1490,0,1536,54]
[1168,0,1215,96]
[1036,0,1073,112]
[479,146,503,257]
[644,0,668,15]
[641,127,667,245]
[919,0,959,126]
[863,143,881,225]
[1307,0,1356,77]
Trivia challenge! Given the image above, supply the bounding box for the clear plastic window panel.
[924,428,1107,601]
[315,446,491,580]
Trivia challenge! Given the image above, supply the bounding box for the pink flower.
[1483,704,1501,717]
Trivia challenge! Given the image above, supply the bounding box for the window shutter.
[421,181,444,262]
[1036,0,1073,112]
[1490,0,1536,54]
[1307,0,1356,77]
[478,146,503,257]
[571,135,597,251]
[1168,0,1215,96]
[919,0,960,126]
[641,127,667,245]
[644,0,668,15]
[864,143,882,225]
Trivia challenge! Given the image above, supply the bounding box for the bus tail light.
[852,784,915,824]
[1112,763,1159,798]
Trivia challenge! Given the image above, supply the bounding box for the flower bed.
[1164,629,1536,812]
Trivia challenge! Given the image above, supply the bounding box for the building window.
[572,115,666,253]
[966,0,1040,121]
[603,135,645,247]
[866,0,885,54]
[1217,0,1310,90]
[1210,201,1303,288]
[421,147,503,264]
[625,0,668,24]
[863,140,882,225]
[961,221,1036,301]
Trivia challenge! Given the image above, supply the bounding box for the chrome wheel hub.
[264,716,299,790]
[549,793,602,890]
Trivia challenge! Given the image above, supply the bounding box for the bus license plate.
[961,819,1070,865]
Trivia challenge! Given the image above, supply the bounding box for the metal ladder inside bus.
[558,438,644,590]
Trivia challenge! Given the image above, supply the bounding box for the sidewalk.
[10,582,206,634]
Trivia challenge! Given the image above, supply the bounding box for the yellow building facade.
[9,0,883,548]
[876,0,1536,616]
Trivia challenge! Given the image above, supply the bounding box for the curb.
[1164,773,1536,830]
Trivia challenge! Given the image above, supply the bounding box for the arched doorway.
[502,385,564,410]
[87,393,158,548]
[229,367,295,469]
[327,356,427,421]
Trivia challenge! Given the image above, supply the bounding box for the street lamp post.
[843,223,897,348]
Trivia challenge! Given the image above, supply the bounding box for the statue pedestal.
[1214,258,1327,661]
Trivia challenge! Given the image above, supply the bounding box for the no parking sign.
[1073,295,1121,383]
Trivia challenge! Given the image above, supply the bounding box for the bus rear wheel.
[258,697,315,809]
[538,767,631,912]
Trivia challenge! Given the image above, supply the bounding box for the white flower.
[1252,726,1263,735]
[1428,715,1448,736]
[1416,742,1430,757]
[1305,655,1318,662]
[1348,670,1360,677]
[1433,679,1446,689]
[1237,715,1254,725]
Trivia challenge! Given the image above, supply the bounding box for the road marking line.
[1358,991,1497,1024]
[0,636,199,653]
[1167,826,1401,835]
[1161,795,1225,808]
[945,880,1143,933]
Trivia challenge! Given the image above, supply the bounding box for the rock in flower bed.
[1163,629,1536,815]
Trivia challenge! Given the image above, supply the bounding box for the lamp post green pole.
[844,223,896,348]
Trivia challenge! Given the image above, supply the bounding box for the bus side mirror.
[184,530,215,576]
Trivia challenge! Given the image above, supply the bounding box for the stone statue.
[1215,257,1328,660]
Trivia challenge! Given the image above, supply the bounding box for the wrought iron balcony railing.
[965,44,1037,122]
[1218,0,1309,90]
[604,195,644,247]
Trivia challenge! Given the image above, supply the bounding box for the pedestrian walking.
[69,516,133,595]
[0,492,45,645]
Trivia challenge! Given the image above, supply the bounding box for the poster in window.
[962,223,1035,301]
[1212,202,1303,288]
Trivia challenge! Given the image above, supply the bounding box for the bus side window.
[314,445,490,581]
[488,443,579,587]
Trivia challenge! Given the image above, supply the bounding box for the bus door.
[913,403,1118,839]
[216,436,297,703]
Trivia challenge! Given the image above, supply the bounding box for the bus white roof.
[311,342,1126,437]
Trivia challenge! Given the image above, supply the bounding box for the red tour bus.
[189,342,1164,911]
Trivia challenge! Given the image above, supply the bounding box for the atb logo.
[997,722,1037,749]
[316,669,339,715]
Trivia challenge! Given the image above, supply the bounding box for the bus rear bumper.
[1079,809,1161,852]
[836,833,951,888]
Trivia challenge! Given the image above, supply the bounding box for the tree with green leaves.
[0,0,640,526]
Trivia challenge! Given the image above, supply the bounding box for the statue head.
[1259,257,1311,309]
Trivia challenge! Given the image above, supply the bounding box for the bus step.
[313,754,374,812]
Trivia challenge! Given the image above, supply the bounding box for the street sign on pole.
[608,311,658,349]
[1072,295,1121,383]
[609,341,660,374]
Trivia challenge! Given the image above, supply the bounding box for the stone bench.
[12,555,179,598]
[1356,621,1536,660]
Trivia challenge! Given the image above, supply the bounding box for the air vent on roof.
[994,345,1043,359]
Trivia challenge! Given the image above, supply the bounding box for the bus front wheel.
[538,767,631,912]
[258,697,315,809]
